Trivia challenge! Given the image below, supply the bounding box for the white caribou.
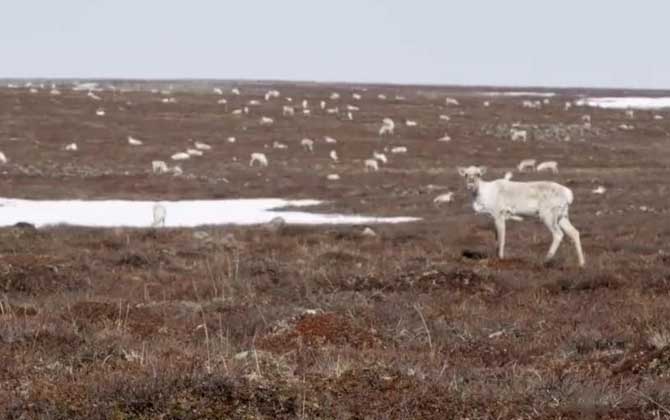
[457,165,585,266]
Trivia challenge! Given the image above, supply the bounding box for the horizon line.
[1,76,669,94]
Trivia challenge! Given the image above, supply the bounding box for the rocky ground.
[1,81,670,419]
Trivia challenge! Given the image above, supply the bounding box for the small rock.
[264,216,286,233]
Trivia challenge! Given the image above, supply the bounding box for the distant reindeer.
[250,153,268,167]
[152,203,166,227]
[379,118,395,136]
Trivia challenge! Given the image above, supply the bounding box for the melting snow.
[574,97,670,110]
[478,91,556,98]
[0,198,419,228]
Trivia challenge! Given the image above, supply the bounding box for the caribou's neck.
[470,178,488,199]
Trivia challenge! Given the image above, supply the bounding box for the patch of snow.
[0,198,420,228]
[478,91,556,98]
[575,97,670,110]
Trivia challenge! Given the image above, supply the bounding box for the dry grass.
[1,82,670,418]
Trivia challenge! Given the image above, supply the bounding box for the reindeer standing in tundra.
[458,165,585,266]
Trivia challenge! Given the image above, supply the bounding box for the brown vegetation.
[1,82,670,418]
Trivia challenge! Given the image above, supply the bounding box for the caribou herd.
[4,82,652,267]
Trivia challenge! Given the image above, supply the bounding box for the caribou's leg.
[494,216,506,259]
[541,210,564,263]
[559,217,585,267]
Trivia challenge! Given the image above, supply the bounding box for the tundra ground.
[1,82,670,419]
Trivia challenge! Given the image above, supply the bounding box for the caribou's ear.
[478,166,487,175]
[457,167,467,177]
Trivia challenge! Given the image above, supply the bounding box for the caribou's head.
[457,165,487,193]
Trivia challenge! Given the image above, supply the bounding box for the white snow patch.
[478,91,556,98]
[575,97,670,110]
[0,198,419,228]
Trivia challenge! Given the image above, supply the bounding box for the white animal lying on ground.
[194,141,211,150]
[517,159,536,172]
[438,134,451,142]
[592,186,606,194]
[187,148,204,157]
[65,143,78,151]
[405,120,418,127]
[329,150,338,162]
[260,117,274,125]
[152,203,166,227]
[171,152,190,160]
[272,141,287,150]
[433,192,454,204]
[152,160,169,174]
[445,97,460,106]
[536,161,559,174]
[324,136,337,144]
[391,146,407,154]
[250,152,268,167]
[128,136,143,146]
[457,165,585,266]
[364,159,379,172]
[327,174,340,181]
[0,151,7,164]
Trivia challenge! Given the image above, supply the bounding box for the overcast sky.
[1,0,668,89]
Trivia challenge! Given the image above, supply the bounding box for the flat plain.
[1,81,670,419]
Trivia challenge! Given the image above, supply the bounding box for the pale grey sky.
[1,0,668,89]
